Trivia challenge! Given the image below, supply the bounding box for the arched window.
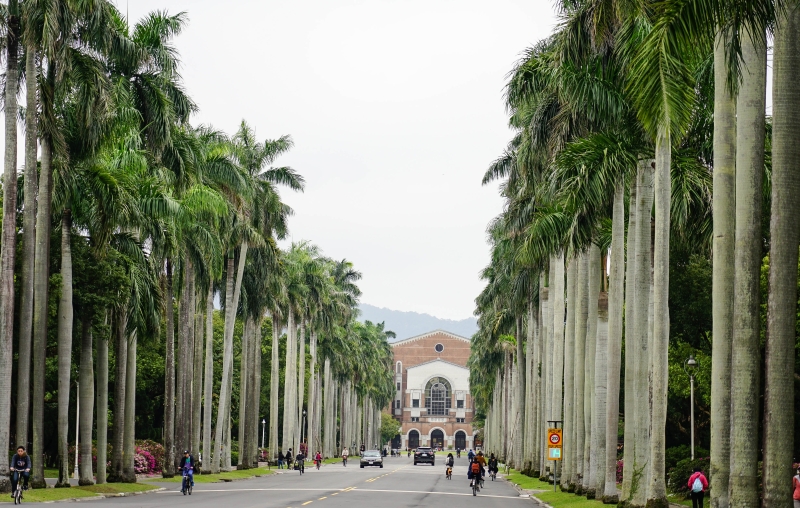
[396,361,402,374]
[425,377,452,416]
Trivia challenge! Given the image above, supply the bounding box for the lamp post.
[300,410,307,460]
[261,419,266,450]
[683,355,698,460]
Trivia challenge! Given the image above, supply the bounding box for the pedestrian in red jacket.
[792,468,800,508]
[687,467,709,508]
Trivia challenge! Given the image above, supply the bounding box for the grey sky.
[118,0,558,319]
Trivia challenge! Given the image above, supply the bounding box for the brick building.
[390,330,474,451]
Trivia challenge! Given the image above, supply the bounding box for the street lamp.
[683,355,698,460]
[261,419,266,450]
[300,410,307,460]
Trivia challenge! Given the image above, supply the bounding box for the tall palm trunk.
[709,30,736,508]
[193,311,203,457]
[297,322,306,453]
[307,332,318,455]
[269,317,280,461]
[762,4,800,507]
[96,315,109,484]
[177,259,195,459]
[282,310,297,455]
[563,259,576,488]
[56,211,74,488]
[250,316,263,464]
[201,285,214,472]
[109,311,128,482]
[603,183,625,503]
[16,40,37,458]
[122,330,137,482]
[552,255,565,481]
[238,316,252,468]
[730,30,766,508]
[628,161,654,507]
[0,4,19,490]
[78,314,95,485]
[523,296,535,472]
[574,254,588,490]
[322,357,333,457]
[647,129,671,506]
[164,260,176,477]
[583,247,599,494]
[31,64,55,490]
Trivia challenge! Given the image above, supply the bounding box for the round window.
[434,343,444,353]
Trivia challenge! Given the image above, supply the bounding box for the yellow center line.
[302,502,313,506]
[331,493,338,496]
[318,497,327,500]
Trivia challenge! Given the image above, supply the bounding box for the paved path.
[41,456,530,507]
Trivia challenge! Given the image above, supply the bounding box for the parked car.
[414,447,435,466]
[360,450,383,468]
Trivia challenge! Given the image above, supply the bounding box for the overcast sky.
[118,0,558,320]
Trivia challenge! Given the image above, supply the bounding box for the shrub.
[665,445,709,474]
[667,456,710,497]
[135,440,164,472]
[616,459,623,484]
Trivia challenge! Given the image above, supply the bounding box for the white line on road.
[347,488,528,500]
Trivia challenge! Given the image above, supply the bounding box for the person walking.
[793,468,800,508]
[341,447,349,466]
[687,467,708,508]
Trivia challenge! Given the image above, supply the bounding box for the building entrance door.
[409,430,419,449]
[431,429,444,449]
[391,434,401,450]
[455,430,466,450]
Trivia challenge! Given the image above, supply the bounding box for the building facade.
[390,330,474,451]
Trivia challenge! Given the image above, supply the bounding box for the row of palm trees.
[0,0,395,491]
[470,0,797,507]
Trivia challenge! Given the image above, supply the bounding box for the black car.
[414,447,435,466]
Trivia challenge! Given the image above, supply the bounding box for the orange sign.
[547,428,562,448]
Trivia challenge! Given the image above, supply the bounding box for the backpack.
[691,476,703,493]
[471,462,481,474]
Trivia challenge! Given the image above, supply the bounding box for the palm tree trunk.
[297,321,306,454]
[282,310,297,455]
[0,4,19,490]
[192,311,203,458]
[30,137,54,490]
[647,128,672,506]
[239,315,252,468]
[201,284,214,472]
[56,211,74,488]
[709,30,736,508]
[574,254,588,491]
[762,4,800,507]
[109,311,127,482]
[603,183,625,503]
[514,314,525,470]
[251,316,263,464]
[323,357,333,457]
[96,315,109,484]
[164,260,176,477]
[630,161,653,508]
[562,258,575,489]
[213,256,235,473]
[524,296,536,472]
[122,330,138,482]
[269,316,280,461]
[584,246,600,495]
[730,29,766,508]
[78,314,95,486]
[307,332,318,456]
[16,43,38,455]
[177,259,195,459]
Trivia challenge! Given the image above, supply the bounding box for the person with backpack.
[687,467,708,508]
[792,467,800,508]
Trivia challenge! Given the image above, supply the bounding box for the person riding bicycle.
[475,450,486,468]
[488,454,499,476]
[296,451,305,472]
[445,452,454,476]
[341,447,349,466]
[10,445,31,496]
[179,450,195,488]
[467,448,475,462]
[315,451,323,468]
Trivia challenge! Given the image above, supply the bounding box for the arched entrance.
[408,430,420,449]
[391,434,401,449]
[455,430,466,450]
[431,429,444,449]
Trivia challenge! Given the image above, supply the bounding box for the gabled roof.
[406,357,469,371]
[391,329,471,347]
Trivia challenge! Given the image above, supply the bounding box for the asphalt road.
[54,456,531,508]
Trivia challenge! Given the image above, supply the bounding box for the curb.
[20,487,166,504]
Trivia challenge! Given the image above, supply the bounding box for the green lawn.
[15,483,158,503]
[145,467,273,483]
[43,468,59,478]
[534,490,609,508]
[668,494,693,507]
[504,469,554,491]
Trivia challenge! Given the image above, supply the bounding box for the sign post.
[547,421,563,492]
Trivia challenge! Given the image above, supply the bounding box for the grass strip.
[146,466,273,483]
[77,483,158,494]
[504,469,553,491]
[15,483,157,502]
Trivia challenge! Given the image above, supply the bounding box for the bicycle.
[342,456,348,467]
[490,469,497,481]
[10,468,25,505]
[315,459,321,470]
[445,466,452,480]
[181,468,193,495]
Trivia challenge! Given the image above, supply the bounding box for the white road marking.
[345,488,529,500]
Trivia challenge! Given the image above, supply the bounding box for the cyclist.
[341,447,349,466]
[295,451,305,473]
[178,450,195,490]
[10,445,31,496]
[314,451,323,469]
[488,453,499,478]
[467,448,475,462]
[445,452,454,476]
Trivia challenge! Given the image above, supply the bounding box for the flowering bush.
[616,459,623,484]
[135,440,164,473]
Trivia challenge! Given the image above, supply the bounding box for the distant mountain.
[357,303,477,341]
